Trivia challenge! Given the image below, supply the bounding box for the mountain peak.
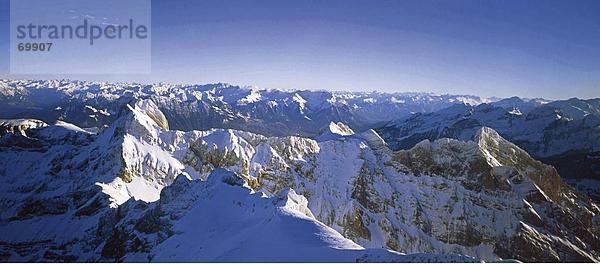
[328,121,354,136]
[0,119,48,136]
[472,126,563,202]
[473,126,502,146]
[315,121,355,141]
[130,99,169,130]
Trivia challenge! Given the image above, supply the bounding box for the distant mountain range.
[0,79,490,136]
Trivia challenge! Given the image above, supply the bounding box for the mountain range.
[0,79,599,262]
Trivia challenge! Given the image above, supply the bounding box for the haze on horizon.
[0,0,599,100]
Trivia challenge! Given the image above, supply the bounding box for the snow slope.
[124,170,476,262]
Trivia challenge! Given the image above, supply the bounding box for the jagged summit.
[401,127,563,202]
[0,119,48,136]
[132,100,170,130]
[316,121,355,141]
[327,121,355,136]
[376,98,600,201]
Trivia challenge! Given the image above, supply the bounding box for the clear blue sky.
[1,0,599,99]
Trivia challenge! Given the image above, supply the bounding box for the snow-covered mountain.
[377,98,600,200]
[1,98,598,262]
[0,79,490,137]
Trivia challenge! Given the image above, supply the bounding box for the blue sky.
[1,0,599,99]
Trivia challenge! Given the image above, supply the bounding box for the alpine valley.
[0,79,599,262]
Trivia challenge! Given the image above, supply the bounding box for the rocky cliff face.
[243,126,598,262]
[377,100,600,201]
[0,99,598,262]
